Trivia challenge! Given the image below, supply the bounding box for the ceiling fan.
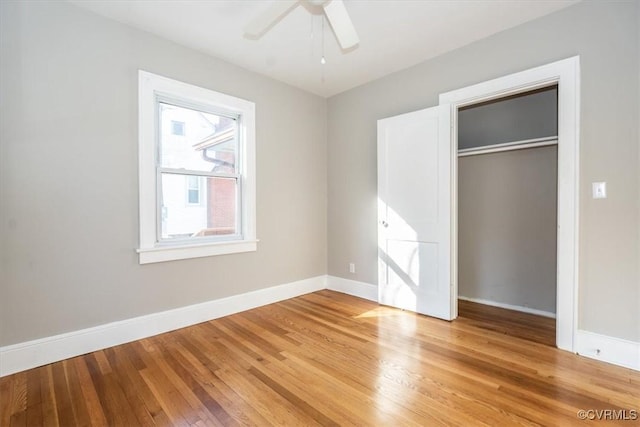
[245,0,359,50]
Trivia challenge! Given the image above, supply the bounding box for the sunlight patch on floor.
[354,306,411,319]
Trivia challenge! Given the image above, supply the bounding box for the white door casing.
[377,105,454,320]
[376,57,578,350]
[439,56,580,352]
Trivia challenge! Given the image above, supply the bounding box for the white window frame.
[137,70,257,264]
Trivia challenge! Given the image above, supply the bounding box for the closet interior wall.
[457,86,558,316]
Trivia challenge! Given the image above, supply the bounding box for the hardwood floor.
[1,290,638,426]
[457,299,556,347]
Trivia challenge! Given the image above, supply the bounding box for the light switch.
[592,182,606,199]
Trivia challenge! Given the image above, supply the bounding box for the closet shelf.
[457,136,558,157]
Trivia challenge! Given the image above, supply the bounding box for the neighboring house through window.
[138,71,256,264]
[186,175,201,205]
[171,120,185,136]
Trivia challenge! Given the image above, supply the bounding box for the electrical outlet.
[349,263,356,274]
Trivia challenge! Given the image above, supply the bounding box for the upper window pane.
[159,102,237,173]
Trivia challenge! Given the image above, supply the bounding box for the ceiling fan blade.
[322,0,359,49]
[245,0,299,39]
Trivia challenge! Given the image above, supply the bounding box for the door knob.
[381,221,388,228]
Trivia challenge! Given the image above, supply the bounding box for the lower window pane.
[160,173,237,240]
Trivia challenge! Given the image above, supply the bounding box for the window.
[171,120,185,136]
[138,71,256,264]
[186,175,201,205]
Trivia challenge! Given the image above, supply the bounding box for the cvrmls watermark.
[577,409,637,421]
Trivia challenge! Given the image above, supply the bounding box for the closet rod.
[457,136,558,157]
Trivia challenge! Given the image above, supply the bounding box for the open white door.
[377,105,454,320]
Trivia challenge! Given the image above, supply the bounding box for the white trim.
[138,70,257,264]
[575,330,640,371]
[0,276,326,377]
[439,56,580,353]
[137,240,258,264]
[458,295,556,319]
[326,275,378,302]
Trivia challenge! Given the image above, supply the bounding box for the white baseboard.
[326,275,377,301]
[0,275,326,377]
[575,330,640,371]
[458,295,556,319]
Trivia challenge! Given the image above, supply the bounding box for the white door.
[377,105,454,320]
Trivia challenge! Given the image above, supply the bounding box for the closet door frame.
[439,56,580,353]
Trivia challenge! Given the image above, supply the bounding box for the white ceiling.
[69,0,579,98]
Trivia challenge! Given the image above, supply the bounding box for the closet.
[457,85,558,335]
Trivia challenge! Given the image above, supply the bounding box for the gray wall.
[0,1,327,346]
[327,0,639,341]
[458,146,557,314]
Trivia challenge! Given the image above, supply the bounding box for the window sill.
[137,239,258,264]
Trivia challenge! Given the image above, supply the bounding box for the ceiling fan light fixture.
[245,0,359,50]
